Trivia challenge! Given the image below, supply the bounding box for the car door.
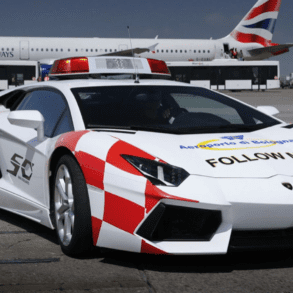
[0,88,74,209]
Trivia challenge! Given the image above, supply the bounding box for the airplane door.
[20,41,29,60]
[119,44,128,51]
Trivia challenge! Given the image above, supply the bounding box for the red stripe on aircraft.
[231,30,278,47]
[245,0,281,20]
[272,48,289,56]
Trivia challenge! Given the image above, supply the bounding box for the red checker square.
[55,130,89,152]
[106,140,155,176]
[104,192,145,234]
[145,181,199,213]
[75,151,105,190]
[141,239,168,255]
[91,216,102,245]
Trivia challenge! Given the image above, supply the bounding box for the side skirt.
[0,187,54,229]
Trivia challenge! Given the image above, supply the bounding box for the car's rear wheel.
[51,154,93,256]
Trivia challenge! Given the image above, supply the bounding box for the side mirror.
[256,106,279,116]
[8,110,45,142]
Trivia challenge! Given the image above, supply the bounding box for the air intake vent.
[137,203,222,241]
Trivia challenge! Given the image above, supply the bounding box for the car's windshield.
[71,86,280,134]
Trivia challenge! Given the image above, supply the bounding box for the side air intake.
[137,203,222,241]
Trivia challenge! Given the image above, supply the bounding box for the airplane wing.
[248,44,293,59]
[102,43,159,57]
[101,47,151,57]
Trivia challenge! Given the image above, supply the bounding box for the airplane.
[0,0,291,71]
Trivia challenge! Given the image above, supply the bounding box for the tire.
[50,154,93,256]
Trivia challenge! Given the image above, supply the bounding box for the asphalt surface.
[1,88,293,293]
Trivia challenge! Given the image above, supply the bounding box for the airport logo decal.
[180,136,293,151]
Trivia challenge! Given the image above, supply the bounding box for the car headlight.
[121,155,189,187]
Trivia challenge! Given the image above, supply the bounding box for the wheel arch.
[49,147,94,255]
[48,146,78,225]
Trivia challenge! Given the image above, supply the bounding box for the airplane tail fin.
[226,0,282,47]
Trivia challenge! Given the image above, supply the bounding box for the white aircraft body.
[0,0,292,66]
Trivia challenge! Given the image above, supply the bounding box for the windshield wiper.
[171,123,279,134]
[87,123,279,134]
[214,123,278,131]
[88,124,133,130]
[88,124,178,133]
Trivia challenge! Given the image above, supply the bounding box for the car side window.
[16,89,74,137]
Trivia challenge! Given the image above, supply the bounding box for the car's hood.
[99,125,293,178]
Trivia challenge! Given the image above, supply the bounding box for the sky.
[0,0,293,76]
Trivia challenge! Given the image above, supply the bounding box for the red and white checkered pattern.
[56,130,199,254]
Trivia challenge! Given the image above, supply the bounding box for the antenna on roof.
[127,26,139,84]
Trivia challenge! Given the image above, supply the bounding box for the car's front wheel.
[51,154,93,256]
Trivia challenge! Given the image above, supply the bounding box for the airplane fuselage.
[0,36,261,64]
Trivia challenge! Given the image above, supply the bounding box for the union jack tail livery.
[222,0,293,60]
[230,0,281,47]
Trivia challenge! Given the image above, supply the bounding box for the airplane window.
[68,49,70,52]
[31,49,34,51]
[185,50,187,53]
[194,50,196,53]
[95,49,98,52]
[161,50,164,53]
[56,49,58,52]
[114,49,117,52]
[51,49,53,51]
[105,49,107,52]
[61,49,63,52]
[180,50,182,53]
[110,49,112,52]
[175,50,178,53]
[12,48,14,51]
[41,48,43,51]
[1,48,4,51]
[208,50,210,53]
[203,50,205,53]
[46,49,48,51]
[166,50,168,53]
[36,49,38,51]
[171,50,173,53]
[91,49,93,52]
[157,50,159,53]
[86,49,88,52]
[76,49,78,52]
[199,50,201,53]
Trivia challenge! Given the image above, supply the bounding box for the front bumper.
[88,174,293,255]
